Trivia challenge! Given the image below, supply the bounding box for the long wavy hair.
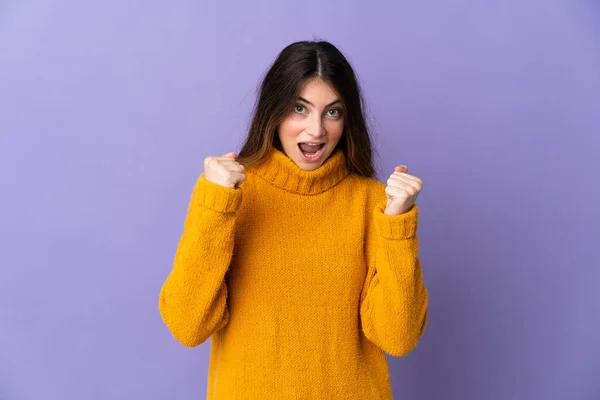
[236,40,377,178]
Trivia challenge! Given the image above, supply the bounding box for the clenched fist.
[384,165,423,216]
[203,151,246,189]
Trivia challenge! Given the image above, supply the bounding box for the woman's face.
[276,78,345,171]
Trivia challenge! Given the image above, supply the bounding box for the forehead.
[298,78,340,103]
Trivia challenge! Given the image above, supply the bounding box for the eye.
[327,108,342,117]
[294,104,306,113]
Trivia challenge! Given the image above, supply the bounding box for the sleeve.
[158,173,242,347]
[359,191,429,357]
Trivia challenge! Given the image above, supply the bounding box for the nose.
[307,113,325,138]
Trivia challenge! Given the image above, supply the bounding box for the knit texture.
[159,147,428,399]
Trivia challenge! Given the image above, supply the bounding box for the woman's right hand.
[203,152,246,189]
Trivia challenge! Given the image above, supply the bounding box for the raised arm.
[359,186,428,357]
[158,173,242,347]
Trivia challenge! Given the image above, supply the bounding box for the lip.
[297,143,326,162]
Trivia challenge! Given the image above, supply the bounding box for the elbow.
[390,310,428,357]
[159,305,209,348]
[363,323,421,358]
[158,295,228,348]
[170,328,205,348]
[381,311,429,357]
[384,335,420,357]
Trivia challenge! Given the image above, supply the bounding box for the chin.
[300,162,321,171]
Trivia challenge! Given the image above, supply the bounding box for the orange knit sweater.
[158,147,428,399]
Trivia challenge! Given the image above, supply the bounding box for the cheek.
[278,118,305,138]
[325,120,345,138]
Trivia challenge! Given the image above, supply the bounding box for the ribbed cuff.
[373,202,419,239]
[192,173,243,213]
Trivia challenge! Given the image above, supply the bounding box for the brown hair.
[236,40,377,178]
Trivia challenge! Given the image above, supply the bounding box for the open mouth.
[298,142,325,160]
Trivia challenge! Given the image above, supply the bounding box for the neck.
[250,147,350,195]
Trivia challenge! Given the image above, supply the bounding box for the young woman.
[159,40,428,399]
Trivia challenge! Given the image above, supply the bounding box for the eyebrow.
[297,96,342,107]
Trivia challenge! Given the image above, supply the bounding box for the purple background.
[1,1,599,399]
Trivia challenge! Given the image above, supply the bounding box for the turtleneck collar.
[250,147,350,195]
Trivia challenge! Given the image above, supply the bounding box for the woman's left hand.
[384,165,423,216]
